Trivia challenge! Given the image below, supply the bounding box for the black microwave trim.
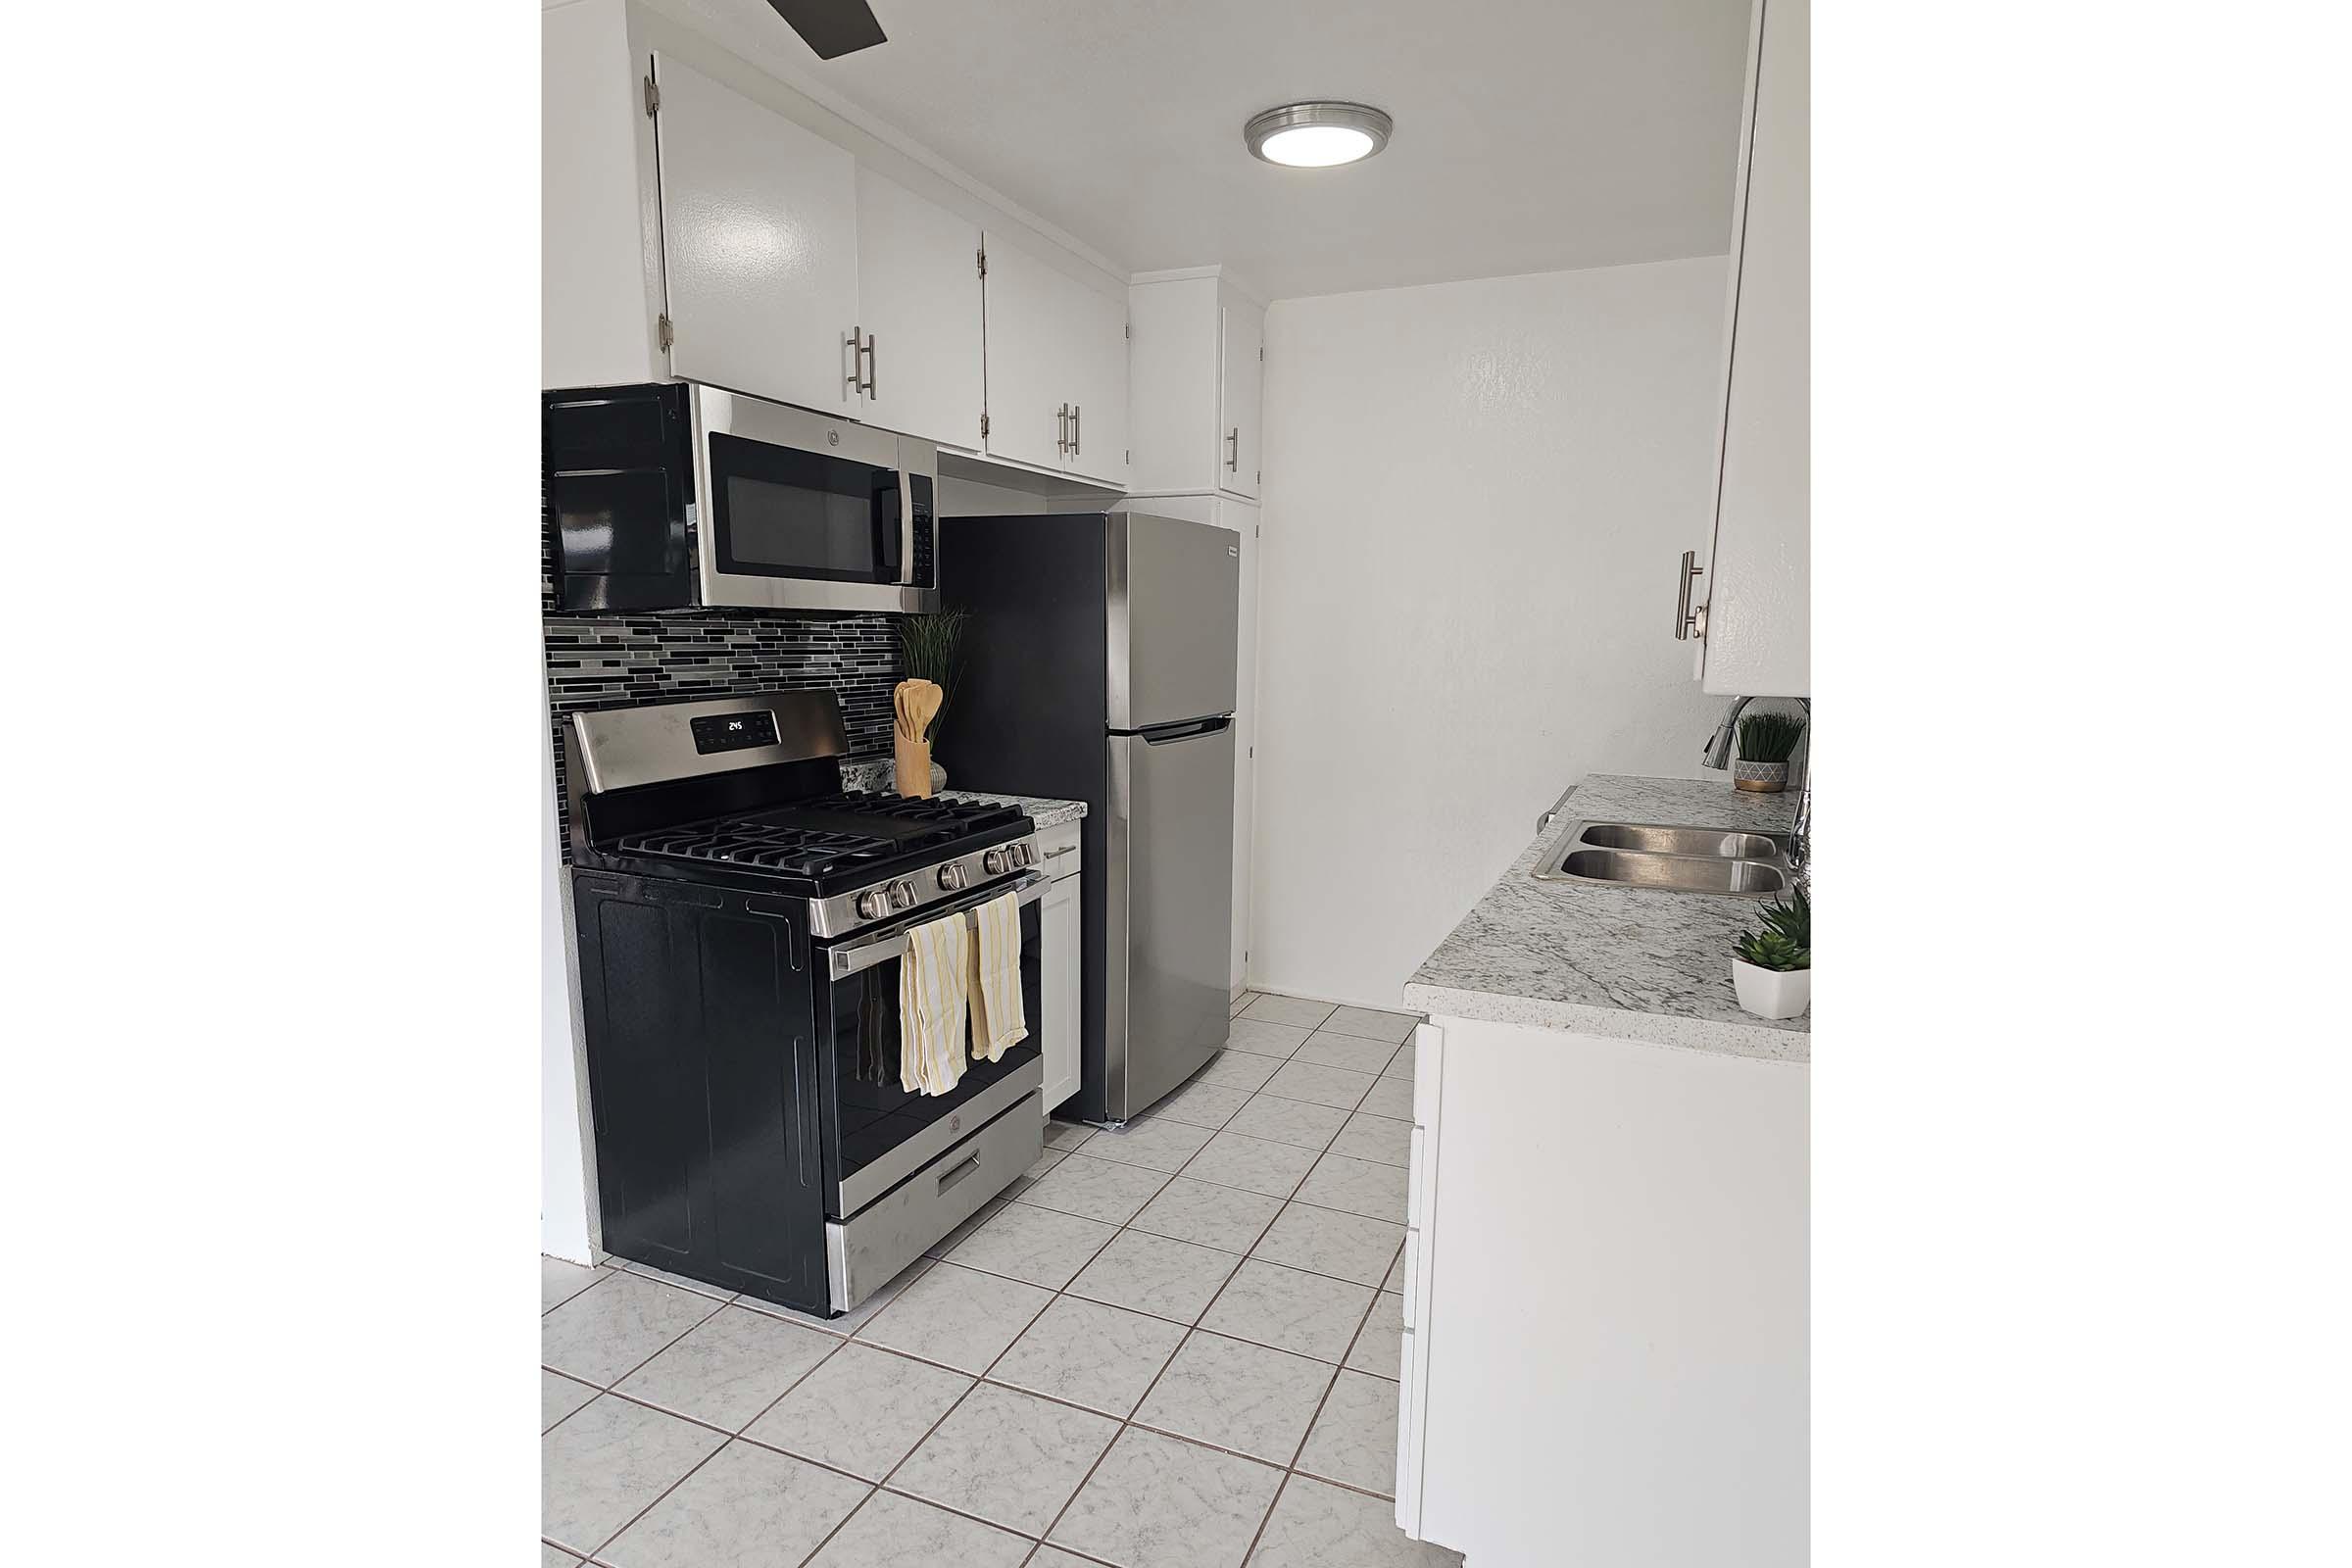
[544,383,696,614]
[707,431,905,587]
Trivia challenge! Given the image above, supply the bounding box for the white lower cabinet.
[1397,1014,1808,1566]
[1038,822,1084,1113]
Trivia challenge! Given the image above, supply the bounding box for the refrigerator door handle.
[1134,715,1233,745]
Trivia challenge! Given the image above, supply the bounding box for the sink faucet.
[1703,696,1811,882]
[1788,767,1811,883]
[1700,697,1756,770]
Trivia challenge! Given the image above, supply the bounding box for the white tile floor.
[542,991,1461,1568]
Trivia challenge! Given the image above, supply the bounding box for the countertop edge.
[838,757,1088,829]
[1401,980,1811,1065]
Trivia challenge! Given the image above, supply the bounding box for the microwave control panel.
[909,474,936,588]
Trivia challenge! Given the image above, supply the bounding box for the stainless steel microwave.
[544,381,939,615]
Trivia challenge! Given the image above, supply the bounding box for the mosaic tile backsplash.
[542,550,902,858]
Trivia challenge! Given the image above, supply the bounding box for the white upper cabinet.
[1697,0,1808,697]
[1063,282,1131,487]
[541,0,663,391]
[981,234,1131,484]
[977,239,1073,470]
[542,1,1124,481]
[1218,303,1264,498]
[855,169,986,449]
[650,52,861,416]
[1128,271,1265,499]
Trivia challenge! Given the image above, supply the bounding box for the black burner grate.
[613,822,901,874]
[608,792,1029,879]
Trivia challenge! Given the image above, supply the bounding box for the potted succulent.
[1732,887,1810,1018]
[1733,710,1805,794]
[893,611,967,796]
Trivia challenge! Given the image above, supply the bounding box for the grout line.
[1235,1469,1298,1567]
[785,1487,883,1568]
[573,1422,733,1565]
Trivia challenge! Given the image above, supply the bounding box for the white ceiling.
[696,0,1752,299]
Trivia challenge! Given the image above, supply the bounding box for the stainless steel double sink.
[1532,819,1794,896]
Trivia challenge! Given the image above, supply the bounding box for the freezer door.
[1104,722,1236,1120]
[1108,512,1240,731]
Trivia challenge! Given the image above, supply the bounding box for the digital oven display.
[689,711,779,754]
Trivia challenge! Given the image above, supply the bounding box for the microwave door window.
[710,434,895,584]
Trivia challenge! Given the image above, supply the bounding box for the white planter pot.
[1732,957,1811,1019]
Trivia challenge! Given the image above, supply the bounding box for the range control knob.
[1016,842,1037,868]
[856,889,891,920]
[938,862,968,893]
[983,848,1009,875]
[889,879,916,910]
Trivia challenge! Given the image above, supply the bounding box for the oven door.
[693,385,939,614]
[814,873,1047,1217]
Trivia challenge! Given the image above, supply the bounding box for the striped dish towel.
[967,890,1028,1062]
[899,910,970,1096]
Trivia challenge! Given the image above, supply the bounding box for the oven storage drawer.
[825,1075,1044,1311]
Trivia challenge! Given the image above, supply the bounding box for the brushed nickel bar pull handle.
[845,325,863,396]
[1675,550,1706,641]
[1056,404,1068,456]
[861,332,878,398]
[1070,404,1081,456]
[1227,427,1239,471]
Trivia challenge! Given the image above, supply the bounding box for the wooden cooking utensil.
[893,678,944,798]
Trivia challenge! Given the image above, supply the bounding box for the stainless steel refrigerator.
[938,510,1238,1123]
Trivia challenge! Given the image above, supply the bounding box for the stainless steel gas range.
[563,690,1045,1316]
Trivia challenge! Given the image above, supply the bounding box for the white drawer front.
[1037,818,1083,880]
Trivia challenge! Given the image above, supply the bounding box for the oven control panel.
[690,710,780,754]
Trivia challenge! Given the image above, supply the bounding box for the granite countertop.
[1402,773,1808,1064]
[838,758,1088,830]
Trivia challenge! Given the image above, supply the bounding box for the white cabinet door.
[1041,873,1082,1112]
[650,52,860,416]
[1227,499,1260,991]
[1699,0,1808,697]
[1219,301,1264,499]
[542,0,662,390]
[979,237,1074,471]
[856,170,985,450]
[1064,282,1130,487]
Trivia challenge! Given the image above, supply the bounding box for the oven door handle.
[827,873,1048,980]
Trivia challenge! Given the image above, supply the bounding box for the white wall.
[1251,258,1733,1007]
[542,742,597,1263]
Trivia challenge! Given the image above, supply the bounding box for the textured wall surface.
[1250,257,1733,1007]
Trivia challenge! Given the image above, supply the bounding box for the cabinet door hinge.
[643,74,660,117]
[657,313,674,351]
[976,245,987,279]
[1124,321,1131,339]
[1124,449,1131,465]
[1258,346,1264,361]
[980,412,991,439]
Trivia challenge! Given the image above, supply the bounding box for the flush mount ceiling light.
[1244,101,1394,168]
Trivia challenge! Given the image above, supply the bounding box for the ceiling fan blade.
[764,0,887,59]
